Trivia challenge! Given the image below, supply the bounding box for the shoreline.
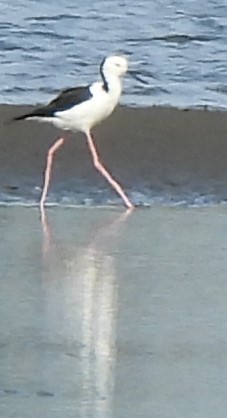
[1,104,227,204]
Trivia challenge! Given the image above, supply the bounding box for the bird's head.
[101,55,128,77]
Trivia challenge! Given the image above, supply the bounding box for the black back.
[14,85,93,120]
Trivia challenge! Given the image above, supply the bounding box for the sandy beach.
[1,105,227,204]
[1,105,227,417]
[1,205,227,417]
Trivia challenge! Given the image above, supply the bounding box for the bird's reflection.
[40,205,132,417]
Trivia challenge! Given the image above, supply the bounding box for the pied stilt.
[14,55,134,210]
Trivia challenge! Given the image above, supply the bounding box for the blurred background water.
[1,0,227,109]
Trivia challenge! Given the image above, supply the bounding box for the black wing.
[14,85,93,120]
[48,86,93,111]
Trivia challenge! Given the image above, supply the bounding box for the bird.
[14,55,134,211]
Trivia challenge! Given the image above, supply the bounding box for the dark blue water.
[1,0,227,109]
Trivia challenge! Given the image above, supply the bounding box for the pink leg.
[86,132,134,209]
[40,137,65,209]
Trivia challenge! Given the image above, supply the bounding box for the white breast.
[53,79,122,133]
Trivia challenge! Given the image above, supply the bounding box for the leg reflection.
[39,207,133,417]
[40,205,51,257]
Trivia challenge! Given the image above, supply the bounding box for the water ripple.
[0,0,227,109]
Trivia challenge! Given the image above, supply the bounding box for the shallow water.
[1,206,227,417]
[1,0,227,108]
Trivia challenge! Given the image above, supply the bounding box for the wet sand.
[1,206,227,418]
[1,105,227,203]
